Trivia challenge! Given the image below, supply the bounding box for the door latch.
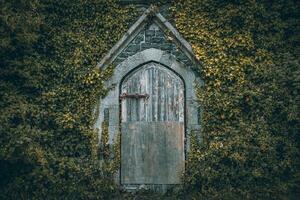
[120,93,149,100]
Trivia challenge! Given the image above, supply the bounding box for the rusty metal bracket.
[120,93,149,100]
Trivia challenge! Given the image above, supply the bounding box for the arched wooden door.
[120,62,185,186]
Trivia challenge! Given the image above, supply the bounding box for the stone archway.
[94,48,201,190]
[120,62,185,186]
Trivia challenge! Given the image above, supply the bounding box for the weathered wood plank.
[121,63,184,122]
[120,62,185,186]
[121,122,184,184]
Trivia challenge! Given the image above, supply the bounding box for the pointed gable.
[94,6,203,191]
[97,6,199,69]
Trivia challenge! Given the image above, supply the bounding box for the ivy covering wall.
[0,0,299,199]
[172,0,300,199]
[0,0,138,199]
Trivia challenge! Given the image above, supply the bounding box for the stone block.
[159,52,174,67]
[160,43,174,51]
[114,57,125,65]
[148,23,159,30]
[182,60,193,67]
[150,37,164,43]
[145,35,150,43]
[126,51,138,57]
[155,30,165,38]
[124,52,145,70]
[142,48,163,62]
[172,51,188,61]
[141,43,152,50]
[125,44,140,52]
[150,43,160,49]
[108,125,118,143]
[133,34,144,44]
[118,51,129,58]
[145,30,155,37]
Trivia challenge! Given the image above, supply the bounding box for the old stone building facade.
[94,5,202,191]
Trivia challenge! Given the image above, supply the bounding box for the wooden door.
[120,62,185,186]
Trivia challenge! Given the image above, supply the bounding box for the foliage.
[0,0,299,199]
[0,0,138,199]
[171,0,300,199]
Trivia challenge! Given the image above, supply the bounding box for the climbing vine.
[172,0,300,199]
[0,0,299,199]
[0,0,138,199]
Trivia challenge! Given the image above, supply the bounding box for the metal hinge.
[120,93,149,100]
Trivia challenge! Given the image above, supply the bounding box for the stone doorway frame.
[94,48,201,184]
[119,61,187,186]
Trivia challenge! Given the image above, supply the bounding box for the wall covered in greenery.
[0,0,138,199]
[172,1,300,199]
[0,0,299,199]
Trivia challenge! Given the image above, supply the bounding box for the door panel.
[120,62,184,185]
[121,122,184,184]
[121,63,184,122]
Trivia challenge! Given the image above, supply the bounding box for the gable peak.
[97,6,199,69]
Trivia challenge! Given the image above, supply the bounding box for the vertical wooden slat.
[161,73,165,121]
[121,62,185,187]
[140,70,145,121]
[121,84,127,122]
[166,77,170,121]
[149,68,153,122]
[179,85,184,122]
[157,71,161,121]
[174,82,179,121]
[127,79,131,122]
[156,68,159,121]
[121,63,184,123]
[170,81,174,121]
[134,77,139,121]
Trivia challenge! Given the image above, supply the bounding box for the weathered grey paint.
[121,122,184,184]
[120,63,185,185]
[121,63,184,122]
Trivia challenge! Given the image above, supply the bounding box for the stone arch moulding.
[94,49,201,157]
[94,47,200,139]
[93,6,203,189]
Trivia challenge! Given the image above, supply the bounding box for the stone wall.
[113,23,193,68]
[93,12,202,187]
[94,18,203,142]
